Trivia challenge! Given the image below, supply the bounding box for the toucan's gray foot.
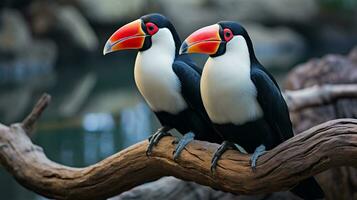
[233,143,248,154]
[173,132,195,160]
[148,127,169,142]
[211,141,232,172]
[146,126,171,156]
[211,141,247,172]
[250,144,266,170]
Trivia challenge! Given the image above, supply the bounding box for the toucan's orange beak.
[103,19,146,55]
[180,24,221,55]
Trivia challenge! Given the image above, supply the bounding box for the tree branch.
[285,84,357,111]
[22,93,51,135]
[0,93,357,199]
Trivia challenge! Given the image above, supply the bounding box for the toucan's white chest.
[201,36,263,125]
[134,28,187,114]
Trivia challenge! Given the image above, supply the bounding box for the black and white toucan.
[180,21,324,199]
[103,13,222,159]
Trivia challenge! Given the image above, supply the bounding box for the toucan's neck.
[242,34,260,65]
[169,32,181,57]
[163,24,181,56]
[209,36,251,72]
[140,28,177,61]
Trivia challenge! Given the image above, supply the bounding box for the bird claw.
[210,141,231,173]
[234,143,248,154]
[211,141,247,173]
[173,132,195,160]
[250,144,266,171]
[210,158,218,173]
[148,135,154,143]
[146,127,171,156]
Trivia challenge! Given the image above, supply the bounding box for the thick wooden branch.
[285,84,357,111]
[0,94,357,200]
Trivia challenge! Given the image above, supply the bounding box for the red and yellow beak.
[180,24,222,55]
[103,19,146,55]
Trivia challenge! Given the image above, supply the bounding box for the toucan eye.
[223,28,233,42]
[146,22,158,35]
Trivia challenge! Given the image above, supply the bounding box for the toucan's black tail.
[290,177,324,200]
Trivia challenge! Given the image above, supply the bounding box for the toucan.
[103,13,222,159]
[180,21,324,199]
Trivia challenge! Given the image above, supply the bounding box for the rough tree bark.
[0,86,357,200]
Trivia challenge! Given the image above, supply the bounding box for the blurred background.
[0,0,356,199]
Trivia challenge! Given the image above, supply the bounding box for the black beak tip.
[103,40,113,55]
[179,42,188,55]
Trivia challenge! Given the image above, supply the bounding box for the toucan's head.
[103,13,181,55]
[180,21,256,59]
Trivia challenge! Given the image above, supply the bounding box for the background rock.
[0,9,31,55]
[160,0,318,35]
[56,5,99,52]
[0,8,57,84]
[29,1,99,53]
[77,0,148,24]
[247,23,305,69]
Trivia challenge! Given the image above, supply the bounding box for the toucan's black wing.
[255,64,280,89]
[172,60,204,115]
[250,64,294,145]
[176,54,202,74]
[172,60,222,143]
